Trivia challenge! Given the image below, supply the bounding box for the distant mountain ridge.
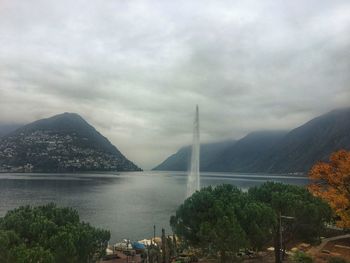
[0,113,141,172]
[251,108,350,173]
[153,140,237,171]
[204,130,288,172]
[153,108,350,174]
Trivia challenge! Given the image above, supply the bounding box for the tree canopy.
[0,203,110,263]
[249,182,332,263]
[249,182,332,241]
[170,184,275,262]
[171,183,332,263]
[309,149,350,229]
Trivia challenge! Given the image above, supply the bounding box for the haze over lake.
[0,171,308,242]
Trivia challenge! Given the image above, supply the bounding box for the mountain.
[153,108,350,174]
[153,140,237,171]
[251,108,350,173]
[204,131,288,172]
[0,113,141,172]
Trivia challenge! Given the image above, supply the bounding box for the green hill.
[0,113,141,172]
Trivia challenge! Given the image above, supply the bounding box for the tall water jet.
[187,105,200,198]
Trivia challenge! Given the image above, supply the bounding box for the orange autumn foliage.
[308,150,350,229]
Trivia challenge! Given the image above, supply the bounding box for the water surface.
[0,171,308,242]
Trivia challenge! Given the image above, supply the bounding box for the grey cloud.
[0,0,349,169]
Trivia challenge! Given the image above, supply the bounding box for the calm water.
[0,171,308,243]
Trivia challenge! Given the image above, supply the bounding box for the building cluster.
[0,130,130,172]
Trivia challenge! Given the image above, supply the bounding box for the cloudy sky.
[0,0,349,169]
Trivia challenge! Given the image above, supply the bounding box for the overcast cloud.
[0,0,349,169]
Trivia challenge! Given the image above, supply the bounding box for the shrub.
[293,251,313,263]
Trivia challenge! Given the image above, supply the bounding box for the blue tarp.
[132,242,146,250]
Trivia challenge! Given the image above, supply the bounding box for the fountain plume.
[187,105,200,198]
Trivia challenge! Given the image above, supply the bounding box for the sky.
[0,0,349,169]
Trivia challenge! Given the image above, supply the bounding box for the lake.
[0,171,308,243]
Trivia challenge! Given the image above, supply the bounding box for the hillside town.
[0,130,137,172]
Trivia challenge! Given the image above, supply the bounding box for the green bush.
[293,251,313,263]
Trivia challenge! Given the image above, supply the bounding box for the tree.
[239,201,276,251]
[172,183,331,263]
[170,184,275,262]
[308,149,350,228]
[0,230,20,262]
[0,203,110,263]
[15,245,54,263]
[249,182,332,263]
[199,214,247,262]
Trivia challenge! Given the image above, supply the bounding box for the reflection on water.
[0,171,308,242]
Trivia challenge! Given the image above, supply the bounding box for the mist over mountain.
[153,140,237,171]
[0,113,141,172]
[252,108,350,173]
[154,108,350,174]
[204,131,288,172]
[0,124,23,138]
